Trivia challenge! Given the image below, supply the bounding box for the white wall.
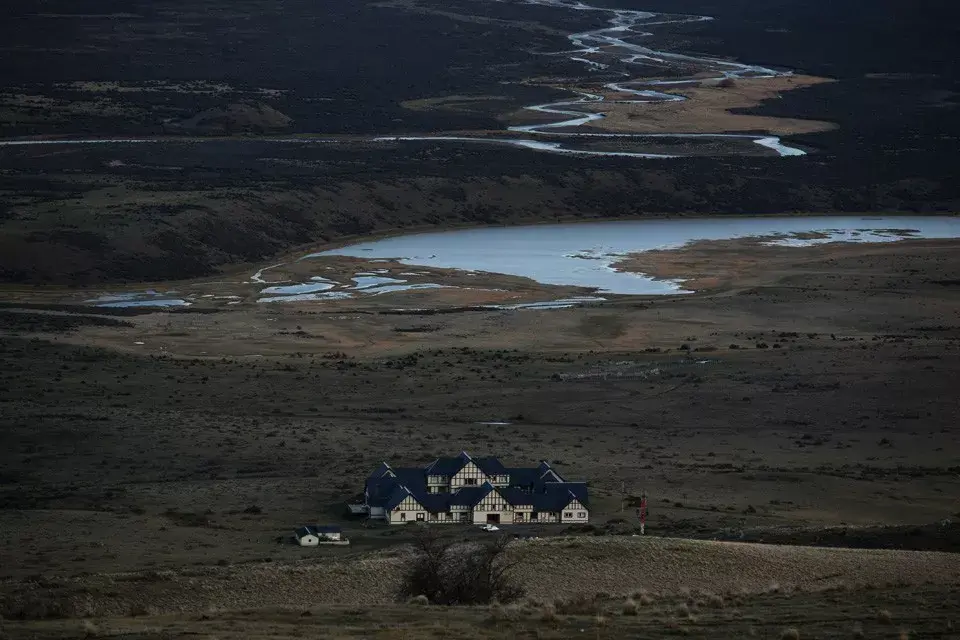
[388,509,426,525]
[560,502,589,523]
[297,534,319,547]
[471,509,513,525]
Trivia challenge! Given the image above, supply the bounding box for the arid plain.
[2,0,960,636]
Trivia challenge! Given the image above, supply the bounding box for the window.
[564,512,573,518]
[530,512,538,521]
[465,477,477,485]
[400,512,406,521]
[445,512,452,520]
[578,512,586,518]
[416,512,425,521]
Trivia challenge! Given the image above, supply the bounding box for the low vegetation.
[400,528,523,605]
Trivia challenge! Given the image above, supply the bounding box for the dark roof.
[313,525,341,534]
[297,525,343,537]
[533,482,589,511]
[383,485,417,511]
[474,456,508,476]
[365,454,585,514]
[499,486,533,506]
[425,451,472,476]
[507,466,563,490]
[366,466,426,507]
[506,467,538,487]
[367,461,393,482]
[449,483,493,507]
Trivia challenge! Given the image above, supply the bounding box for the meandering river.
[1,0,808,158]
[381,0,807,157]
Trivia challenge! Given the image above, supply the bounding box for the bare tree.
[400,528,524,605]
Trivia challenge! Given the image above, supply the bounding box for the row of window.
[400,512,469,522]
[397,510,587,521]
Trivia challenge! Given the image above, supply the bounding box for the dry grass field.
[6,582,957,640]
[3,0,960,635]
[2,536,959,638]
[1,232,959,638]
[512,75,838,136]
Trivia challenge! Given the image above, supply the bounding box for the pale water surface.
[308,216,960,295]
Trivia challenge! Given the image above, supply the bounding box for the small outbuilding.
[294,524,343,546]
[295,526,320,546]
[313,525,342,541]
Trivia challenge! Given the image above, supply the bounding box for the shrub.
[706,593,724,609]
[555,593,600,615]
[780,628,800,640]
[878,609,893,624]
[407,595,429,606]
[622,598,639,615]
[399,529,523,605]
[540,603,557,622]
[487,602,514,623]
[81,620,99,637]
[717,77,737,88]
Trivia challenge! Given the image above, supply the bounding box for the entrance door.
[486,513,500,524]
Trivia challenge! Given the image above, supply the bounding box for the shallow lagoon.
[309,216,960,295]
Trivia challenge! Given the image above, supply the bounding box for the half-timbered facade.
[363,451,589,525]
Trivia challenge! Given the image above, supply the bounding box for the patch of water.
[308,216,960,295]
[257,291,355,303]
[261,282,336,295]
[491,296,608,310]
[95,299,191,308]
[352,275,408,289]
[365,283,450,295]
[85,290,192,308]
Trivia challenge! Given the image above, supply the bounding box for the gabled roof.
[366,466,427,507]
[425,451,472,476]
[367,462,395,486]
[499,486,533,506]
[533,482,589,511]
[449,482,495,507]
[474,456,508,477]
[384,485,423,511]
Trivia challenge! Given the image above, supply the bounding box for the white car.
[479,524,500,532]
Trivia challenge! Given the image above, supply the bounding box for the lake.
[307,216,960,295]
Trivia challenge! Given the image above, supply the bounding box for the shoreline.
[1,213,958,298]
